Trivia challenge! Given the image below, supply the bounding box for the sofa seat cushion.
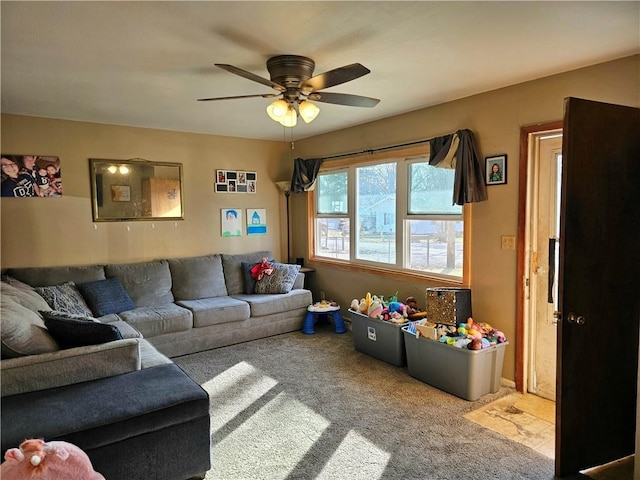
[231,289,312,317]
[105,260,174,307]
[168,254,228,300]
[176,296,250,328]
[5,265,106,288]
[1,363,209,455]
[117,304,192,338]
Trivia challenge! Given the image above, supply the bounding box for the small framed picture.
[485,154,507,185]
[111,185,131,201]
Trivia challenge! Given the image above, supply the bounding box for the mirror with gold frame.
[89,158,184,221]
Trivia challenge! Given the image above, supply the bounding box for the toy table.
[303,304,347,335]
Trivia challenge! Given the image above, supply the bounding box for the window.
[312,151,465,281]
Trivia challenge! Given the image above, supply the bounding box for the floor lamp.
[276,181,291,262]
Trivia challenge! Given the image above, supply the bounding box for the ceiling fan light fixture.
[279,105,297,127]
[299,100,320,123]
[266,99,288,121]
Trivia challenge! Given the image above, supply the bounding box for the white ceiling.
[2,1,638,142]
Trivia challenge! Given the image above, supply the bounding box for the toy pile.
[407,317,507,350]
[350,292,427,325]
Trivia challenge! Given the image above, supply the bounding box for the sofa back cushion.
[221,251,273,295]
[5,265,106,287]
[105,260,174,307]
[1,283,59,358]
[168,254,228,300]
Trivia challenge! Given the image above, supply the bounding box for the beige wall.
[0,117,290,267]
[1,55,638,381]
[292,55,639,381]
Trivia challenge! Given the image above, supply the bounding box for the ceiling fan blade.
[198,93,278,102]
[309,92,380,108]
[215,64,285,92]
[303,63,370,91]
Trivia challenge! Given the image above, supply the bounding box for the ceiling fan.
[198,55,380,126]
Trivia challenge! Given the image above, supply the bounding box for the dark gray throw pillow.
[241,259,275,294]
[41,310,123,349]
[77,277,135,317]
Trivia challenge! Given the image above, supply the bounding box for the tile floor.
[464,392,555,458]
[465,392,635,479]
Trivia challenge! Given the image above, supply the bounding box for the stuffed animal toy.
[468,338,483,350]
[405,296,419,315]
[387,301,408,318]
[1,439,105,480]
[367,296,383,318]
[250,257,274,281]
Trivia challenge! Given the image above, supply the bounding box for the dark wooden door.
[556,97,640,476]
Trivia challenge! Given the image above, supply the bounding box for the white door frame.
[525,131,562,399]
[515,121,563,392]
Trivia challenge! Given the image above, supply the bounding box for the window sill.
[308,256,466,287]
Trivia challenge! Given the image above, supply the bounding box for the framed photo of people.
[485,154,507,185]
[215,170,257,194]
[1,154,62,197]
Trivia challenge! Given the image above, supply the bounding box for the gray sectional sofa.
[1,250,312,480]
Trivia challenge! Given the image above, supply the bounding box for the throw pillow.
[34,281,93,317]
[41,310,123,349]
[241,259,275,294]
[1,295,59,357]
[77,277,135,317]
[1,278,51,313]
[254,263,300,294]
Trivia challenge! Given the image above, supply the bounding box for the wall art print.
[246,208,267,236]
[215,170,257,194]
[1,153,62,197]
[221,208,243,237]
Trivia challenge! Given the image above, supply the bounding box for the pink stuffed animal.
[1,439,105,480]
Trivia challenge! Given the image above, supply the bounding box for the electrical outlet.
[501,235,516,250]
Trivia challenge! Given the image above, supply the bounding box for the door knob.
[567,312,586,325]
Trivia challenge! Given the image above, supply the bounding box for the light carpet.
[175,324,556,479]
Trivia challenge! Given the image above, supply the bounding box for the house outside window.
[312,151,465,282]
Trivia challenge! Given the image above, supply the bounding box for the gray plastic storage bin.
[349,309,407,366]
[402,326,508,401]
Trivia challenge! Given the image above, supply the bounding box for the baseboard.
[501,378,516,388]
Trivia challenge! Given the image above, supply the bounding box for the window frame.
[307,145,471,286]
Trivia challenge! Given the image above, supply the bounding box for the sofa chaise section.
[2,363,211,480]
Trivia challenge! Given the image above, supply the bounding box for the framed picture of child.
[485,154,507,185]
[1,154,62,197]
